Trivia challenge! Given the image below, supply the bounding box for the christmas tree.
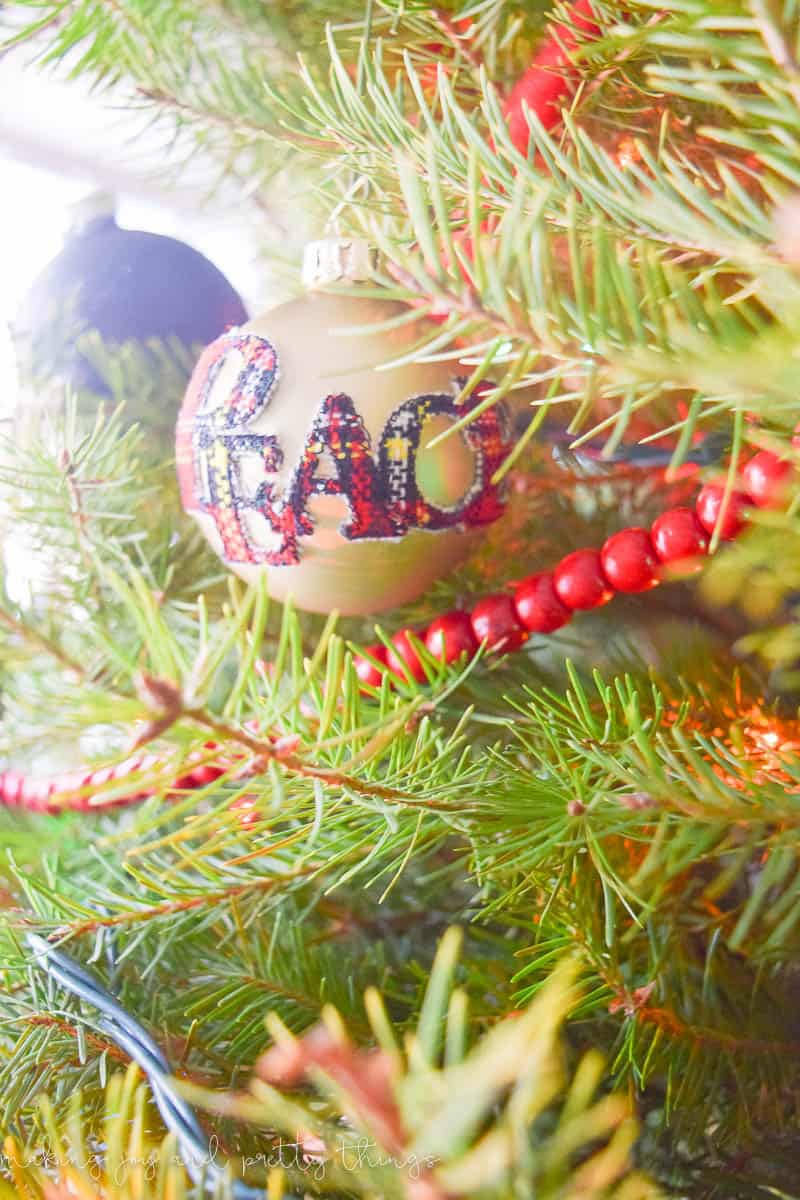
[3,1,800,1196]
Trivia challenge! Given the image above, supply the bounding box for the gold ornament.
[176,241,512,615]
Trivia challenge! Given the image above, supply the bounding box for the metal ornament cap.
[302,238,376,288]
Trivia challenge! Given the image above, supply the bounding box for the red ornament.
[554,549,613,610]
[742,450,793,509]
[425,610,478,664]
[386,629,428,684]
[353,644,388,689]
[651,507,709,566]
[470,594,528,652]
[600,528,659,594]
[695,484,751,539]
[513,572,571,633]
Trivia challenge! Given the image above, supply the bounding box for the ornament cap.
[67,190,117,237]
[302,238,375,288]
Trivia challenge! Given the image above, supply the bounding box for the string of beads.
[352,451,792,689]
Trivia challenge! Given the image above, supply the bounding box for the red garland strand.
[353,453,789,688]
[0,754,227,816]
[1,449,791,815]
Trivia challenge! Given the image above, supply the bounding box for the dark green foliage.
[3,1,800,1196]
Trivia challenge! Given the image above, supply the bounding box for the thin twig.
[62,458,104,609]
[432,8,483,73]
[0,607,87,680]
[582,932,800,1056]
[633,1000,800,1056]
[136,87,332,151]
[51,869,314,938]
[24,1013,130,1064]
[184,705,456,809]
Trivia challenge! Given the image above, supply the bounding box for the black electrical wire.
[26,932,282,1200]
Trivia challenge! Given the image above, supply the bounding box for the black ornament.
[13,208,248,396]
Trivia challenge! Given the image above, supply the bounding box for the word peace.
[177,333,511,567]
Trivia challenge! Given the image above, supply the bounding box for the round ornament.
[176,240,513,615]
[13,193,247,396]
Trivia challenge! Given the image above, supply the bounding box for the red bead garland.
[651,507,709,566]
[0,752,222,815]
[554,549,613,610]
[600,528,659,593]
[695,484,751,539]
[742,451,793,509]
[425,610,478,663]
[386,628,428,683]
[352,448,794,696]
[514,572,571,633]
[471,594,528,651]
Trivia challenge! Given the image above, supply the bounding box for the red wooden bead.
[600,527,659,594]
[470,594,528,652]
[554,549,614,610]
[513,572,571,633]
[695,484,750,539]
[425,610,478,664]
[742,451,793,509]
[386,629,427,684]
[651,507,709,565]
[353,644,388,689]
[173,770,199,791]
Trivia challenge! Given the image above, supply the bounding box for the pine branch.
[182,938,658,1200]
[6,5,800,1195]
[0,608,87,681]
